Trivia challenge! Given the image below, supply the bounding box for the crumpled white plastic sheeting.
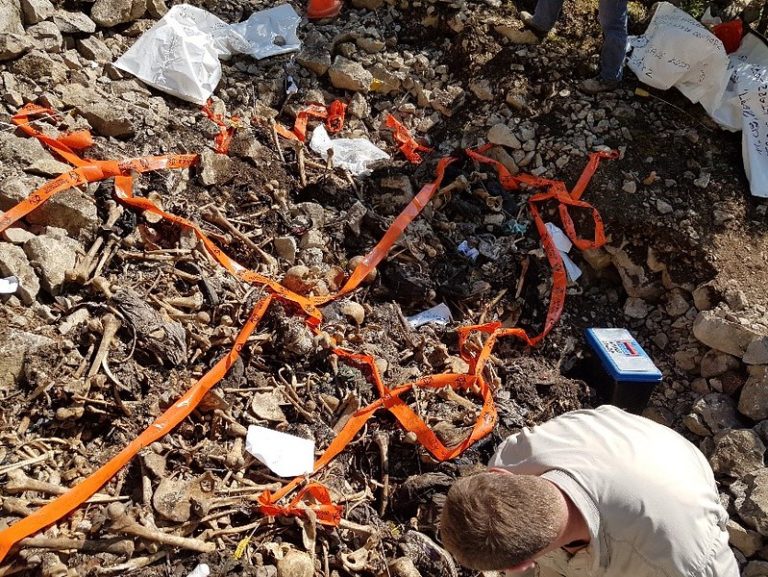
[628,2,730,115]
[628,2,768,197]
[230,4,301,60]
[309,125,390,175]
[115,4,301,105]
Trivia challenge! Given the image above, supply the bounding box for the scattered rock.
[274,236,297,263]
[20,0,53,24]
[0,0,24,34]
[351,0,384,9]
[145,0,167,17]
[25,189,98,240]
[0,33,32,62]
[53,10,96,34]
[709,429,766,478]
[693,310,760,357]
[277,550,314,577]
[198,150,234,187]
[27,21,63,53]
[744,560,768,577]
[622,180,637,194]
[23,234,79,295]
[430,85,465,117]
[0,242,40,304]
[665,288,689,317]
[694,172,711,189]
[12,50,67,82]
[487,123,521,149]
[59,83,134,137]
[739,469,768,536]
[656,199,673,214]
[700,350,741,378]
[76,36,112,63]
[624,296,651,319]
[0,328,54,389]
[328,56,372,92]
[739,367,768,421]
[90,0,146,27]
[683,393,741,437]
[0,132,71,176]
[693,283,718,311]
[469,80,494,101]
[297,47,332,76]
[728,519,764,557]
[744,337,768,365]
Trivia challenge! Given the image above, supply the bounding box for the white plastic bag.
[309,125,389,176]
[627,2,730,115]
[115,4,302,105]
[115,5,249,105]
[230,4,301,60]
[245,425,314,477]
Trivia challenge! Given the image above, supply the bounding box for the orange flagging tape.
[385,114,432,164]
[202,100,241,155]
[0,103,615,562]
[273,100,347,142]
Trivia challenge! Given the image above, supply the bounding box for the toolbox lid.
[585,328,663,383]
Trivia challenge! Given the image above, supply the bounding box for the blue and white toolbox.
[585,328,662,413]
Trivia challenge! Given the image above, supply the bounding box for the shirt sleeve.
[488,431,523,468]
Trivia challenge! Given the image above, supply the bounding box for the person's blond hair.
[439,472,564,570]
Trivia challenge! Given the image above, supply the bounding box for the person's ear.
[505,559,536,574]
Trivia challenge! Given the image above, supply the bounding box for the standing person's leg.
[529,0,565,33]
[581,0,627,92]
[598,0,628,81]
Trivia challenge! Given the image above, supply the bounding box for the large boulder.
[23,234,80,295]
[0,0,24,34]
[693,309,761,357]
[90,0,145,27]
[683,393,741,437]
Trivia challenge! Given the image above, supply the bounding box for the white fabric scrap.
[545,222,582,282]
[309,125,389,176]
[0,276,19,294]
[230,4,301,60]
[406,303,453,328]
[245,425,314,477]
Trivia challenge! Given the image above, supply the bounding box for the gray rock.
[487,123,521,149]
[739,469,768,537]
[709,429,766,477]
[665,287,690,317]
[745,561,768,577]
[0,328,54,389]
[622,180,637,194]
[684,393,741,437]
[656,199,673,214]
[59,84,134,137]
[693,310,761,357]
[370,63,403,94]
[740,367,768,421]
[297,47,332,76]
[27,21,63,53]
[430,85,465,117]
[53,10,96,34]
[76,36,112,63]
[229,129,268,163]
[693,283,718,311]
[90,0,145,26]
[24,189,97,239]
[146,0,167,17]
[1,226,35,244]
[0,0,24,34]
[274,236,297,263]
[727,519,764,557]
[328,56,372,92]
[674,349,699,373]
[199,150,233,186]
[755,421,768,445]
[20,0,53,24]
[624,296,651,319]
[0,33,32,62]
[11,49,67,82]
[701,349,741,378]
[0,243,40,304]
[0,132,70,177]
[745,337,768,365]
[23,235,79,295]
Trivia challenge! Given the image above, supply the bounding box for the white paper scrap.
[545,222,573,253]
[186,564,211,577]
[0,276,19,294]
[406,303,453,328]
[245,425,314,477]
[309,125,389,176]
[545,223,582,282]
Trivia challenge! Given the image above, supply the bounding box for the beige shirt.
[489,405,738,577]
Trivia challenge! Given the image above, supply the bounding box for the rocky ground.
[1,0,768,574]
